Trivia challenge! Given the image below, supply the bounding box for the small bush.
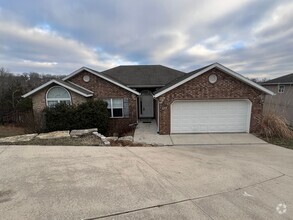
[44,103,75,132]
[259,112,293,139]
[74,100,109,134]
[44,100,109,134]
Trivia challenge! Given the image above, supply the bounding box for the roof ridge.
[22,79,94,98]
[118,64,161,67]
[264,72,293,84]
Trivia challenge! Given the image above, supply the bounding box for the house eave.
[22,79,94,98]
[153,63,275,98]
[262,82,293,86]
[128,85,165,88]
[63,67,140,96]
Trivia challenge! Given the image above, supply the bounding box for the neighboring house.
[262,73,293,126]
[22,63,273,134]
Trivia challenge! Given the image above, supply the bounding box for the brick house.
[22,63,273,134]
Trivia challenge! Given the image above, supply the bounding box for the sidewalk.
[133,120,173,146]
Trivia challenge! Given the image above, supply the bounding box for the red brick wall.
[69,70,138,134]
[31,85,87,130]
[157,68,264,134]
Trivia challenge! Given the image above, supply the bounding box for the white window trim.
[46,86,72,107]
[106,98,124,118]
[278,85,285,93]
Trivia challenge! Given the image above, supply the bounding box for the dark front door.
[139,91,154,118]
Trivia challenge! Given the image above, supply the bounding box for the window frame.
[278,84,285,93]
[105,98,124,118]
[46,86,72,107]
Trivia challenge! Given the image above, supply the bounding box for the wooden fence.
[2,110,33,124]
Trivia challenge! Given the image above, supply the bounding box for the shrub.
[44,100,109,134]
[259,112,293,139]
[73,100,109,134]
[44,103,74,132]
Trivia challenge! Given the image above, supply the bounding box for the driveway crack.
[124,147,215,220]
[81,199,198,220]
[189,173,285,202]
[82,148,286,220]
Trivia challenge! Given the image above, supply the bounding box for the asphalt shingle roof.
[263,73,293,84]
[101,65,185,87]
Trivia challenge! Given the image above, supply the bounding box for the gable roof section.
[153,63,274,98]
[101,65,186,87]
[153,64,213,96]
[63,67,140,95]
[262,73,293,85]
[22,79,94,98]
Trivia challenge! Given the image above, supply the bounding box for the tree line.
[0,67,65,123]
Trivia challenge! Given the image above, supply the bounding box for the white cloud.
[186,36,247,60]
[0,20,135,73]
[204,35,221,44]
[151,31,188,61]
[21,60,58,68]
[254,2,293,35]
[0,0,292,78]
[187,44,218,58]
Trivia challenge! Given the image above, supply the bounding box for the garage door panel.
[171,100,251,133]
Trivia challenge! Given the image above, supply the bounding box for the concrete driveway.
[0,144,292,220]
[134,120,267,145]
[170,133,267,145]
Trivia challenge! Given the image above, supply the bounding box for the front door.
[139,91,154,118]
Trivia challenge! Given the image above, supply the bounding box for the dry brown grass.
[0,125,25,138]
[2,134,103,146]
[260,113,293,139]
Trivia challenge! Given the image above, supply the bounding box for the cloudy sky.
[0,0,292,79]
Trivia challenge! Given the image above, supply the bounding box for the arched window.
[46,86,71,107]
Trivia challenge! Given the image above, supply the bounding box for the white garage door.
[171,100,251,133]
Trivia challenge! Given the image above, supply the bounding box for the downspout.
[157,99,160,133]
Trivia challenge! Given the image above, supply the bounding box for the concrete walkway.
[134,120,267,146]
[133,120,173,145]
[170,133,267,145]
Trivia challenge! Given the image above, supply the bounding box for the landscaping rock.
[104,141,110,146]
[36,131,70,139]
[93,132,110,146]
[118,136,134,142]
[106,136,118,142]
[70,128,98,137]
[93,131,102,138]
[0,134,38,143]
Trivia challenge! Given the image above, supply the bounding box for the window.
[46,86,71,107]
[104,98,124,118]
[278,85,285,93]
